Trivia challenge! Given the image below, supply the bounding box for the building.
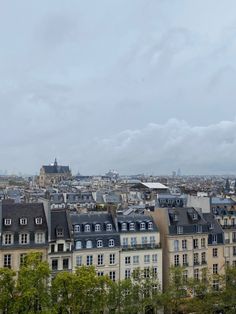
[39,159,72,187]
[0,201,49,271]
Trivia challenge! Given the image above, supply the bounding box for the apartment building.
[118,214,162,289]
[151,207,224,290]
[70,212,120,281]
[0,201,48,271]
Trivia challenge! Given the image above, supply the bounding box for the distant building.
[39,159,72,187]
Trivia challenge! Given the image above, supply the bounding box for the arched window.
[108,239,115,247]
[95,224,101,232]
[84,224,90,232]
[74,225,80,232]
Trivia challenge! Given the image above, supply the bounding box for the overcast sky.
[1,0,236,175]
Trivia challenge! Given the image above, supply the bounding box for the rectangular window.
[150,236,155,245]
[35,232,45,244]
[4,219,12,226]
[174,255,179,266]
[63,258,69,269]
[141,236,147,245]
[109,271,116,281]
[110,254,115,265]
[213,248,218,257]
[52,259,58,270]
[86,255,93,266]
[194,269,199,280]
[20,253,27,266]
[182,239,187,250]
[97,271,104,276]
[233,246,236,256]
[174,240,179,251]
[122,237,128,247]
[4,234,13,245]
[19,233,29,244]
[177,226,183,234]
[133,255,139,265]
[58,244,64,252]
[193,239,198,249]
[144,255,150,264]
[4,254,11,268]
[125,256,131,265]
[144,267,150,278]
[131,237,137,247]
[76,256,82,266]
[213,264,218,274]
[125,269,131,279]
[57,228,64,237]
[201,238,206,248]
[20,218,27,225]
[183,254,188,266]
[98,254,104,266]
[194,253,199,265]
[183,270,188,283]
[201,252,206,264]
[35,217,42,225]
[51,244,55,253]
[212,234,217,244]
[152,254,158,263]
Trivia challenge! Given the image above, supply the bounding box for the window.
[109,239,115,247]
[213,264,218,274]
[212,234,217,244]
[193,239,198,249]
[177,226,183,234]
[19,233,29,244]
[148,222,153,230]
[142,236,147,245]
[98,254,104,266]
[4,219,12,226]
[121,223,127,231]
[144,255,150,264]
[192,213,198,220]
[201,238,206,248]
[86,255,93,266]
[140,222,146,230]
[84,224,90,232]
[194,269,199,280]
[110,253,115,265]
[233,232,236,242]
[58,243,64,252]
[212,279,219,291]
[74,225,80,232]
[20,218,27,225]
[56,228,64,237]
[20,253,27,266]
[152,254,158,263]
[182,239,187,250]
[109,271,116,281]
[174,240,179,251]
[51,244,55,253]
[125,256,131,265]
[201,252,206,264]
[213,248,218,257]
[133,255,139,265]
[196,225,202,233]
[194,253,199,265]
[76,256,82,266]
[98,272,104,276]
[174,255,179,266]
[35,217,42,225]
[95,224,101,232]
[75,241,82,250]
[150,236,156,245]
[106,224,112,231]
[97,240,103,248]
[183,270,188,283]
[152,267,158,277]
[131,237,137,247]
[233,246,236,256]
[86,240,93,249]
[52,259,58,270]
[129,223,135,231]
[183,254,188,266]
[224,218,228,226]
[35,232,45,244]
[63,258,69,269]
[3,233,13,245]
[144,267,150,278]
[122,237,128,247]
[4,254,11,268]
[125,269,131,279]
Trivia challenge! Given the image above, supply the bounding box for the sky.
[1,0,236,175]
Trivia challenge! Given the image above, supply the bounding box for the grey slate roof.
[42,165,70,174]
[117,214,158,232]
[50,209,71,241]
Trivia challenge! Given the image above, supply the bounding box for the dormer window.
[177,226,183,234]
[84,224,90,232]
[173,214,178,222]
[4,219,12,226]
[74,225,80,232]
[109,239,115,247]
[192,213,198,221]
[121,223,127,231]
[140,222,146,231]
[106,224,112,231]
[56,227,64,237]
[86,240,92,248]
[35,217,42,225]
[196,225,202,233]
[20,218,27,225]
[129,223,135,231]
[97,240,103,248]
[148,222,153,230]
[75,240,82,250]
[95,224,101,232]
[209,223,214,230]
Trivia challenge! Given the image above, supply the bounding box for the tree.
[0,267,16,314]
[220,266,236,313]
[15,252,51,313]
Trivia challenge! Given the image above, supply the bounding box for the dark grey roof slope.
[50,209,71,241]
[117,214,158,232]
[42,165,70,174]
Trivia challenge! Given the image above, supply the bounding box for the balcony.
[121,243,161,251]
